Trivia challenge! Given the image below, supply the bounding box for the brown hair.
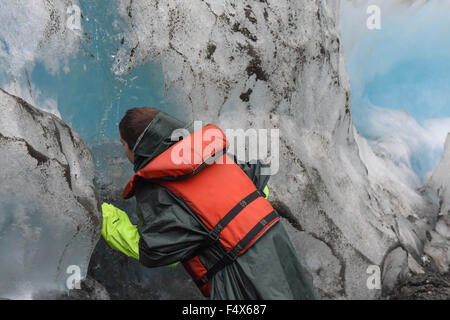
[119,107,160,150]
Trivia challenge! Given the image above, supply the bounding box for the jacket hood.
[132,110,187,173]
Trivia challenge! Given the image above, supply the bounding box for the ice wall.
[0,88,101,299]
[0,0,82,117]
[340,0,450,182]
[1,0,448,299]
[424,135,450,273]
[0,0,203,299]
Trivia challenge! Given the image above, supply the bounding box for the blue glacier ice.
[340,0,450,182]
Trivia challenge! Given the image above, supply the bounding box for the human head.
[119,107,160,163]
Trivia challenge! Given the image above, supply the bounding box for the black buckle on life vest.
[224,244,241,263]
[208,223,222,242]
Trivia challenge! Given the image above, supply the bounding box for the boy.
[102,107,316,299]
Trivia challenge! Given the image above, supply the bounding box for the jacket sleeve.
[135,183,209,268]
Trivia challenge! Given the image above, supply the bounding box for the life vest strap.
[194,210,279,288]
[206,189,265,244]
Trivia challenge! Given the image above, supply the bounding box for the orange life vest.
[122,123,280,297]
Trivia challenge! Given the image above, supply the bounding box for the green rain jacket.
[103,111,316,300]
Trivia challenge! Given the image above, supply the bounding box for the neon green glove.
[263,185,269,199]
[101,203,140,260]
[101,203,180,267]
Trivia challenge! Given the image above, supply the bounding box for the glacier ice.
[0,88,101,299]
[0,0,82,77]
[424,135,450,273]
[0,0,449,300]
[0,0,206,299]
[340,0,450,181]
[0,0,82,118]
